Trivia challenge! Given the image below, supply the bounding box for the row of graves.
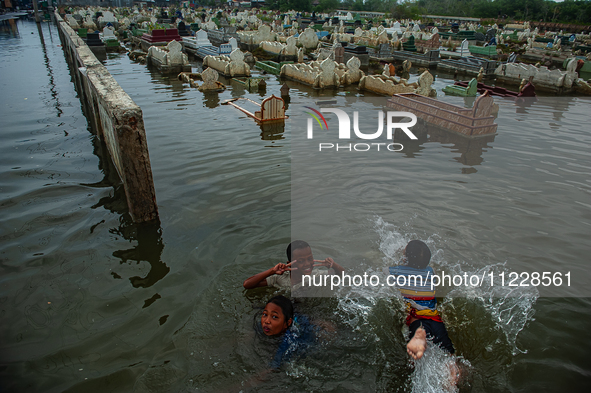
[363,20,591,95]
[64,10,124,53]
[63,5,591,123]
[106,8,442,115]
[53,7,555,142]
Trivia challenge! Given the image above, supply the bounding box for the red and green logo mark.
[304,106,328,130]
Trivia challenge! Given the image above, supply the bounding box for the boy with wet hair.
[405,239,432,269]
[387,240,455,359]
[243,240,344,290]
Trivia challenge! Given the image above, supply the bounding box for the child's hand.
[313,258,335,269]
[271,262,292,275]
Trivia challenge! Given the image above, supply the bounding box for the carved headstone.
[178,21,190,37]
[416,70,435,97]
[226,48,250,77]
[166,40,184,65]
[383,63,392,77]
[457,39,469,56]
[196,29,211,46]
[377,29,389,45]
[347,56,361,72]
[200,67,220,90]
[402,59,412,72]
[99,11,117,24]
[283,36,297,55]
[299,27,319,49]
[83,15,96,30]
[377,43,391,58]
[317,57,336,87]
[103,26,116,40]
[254,24,274,44]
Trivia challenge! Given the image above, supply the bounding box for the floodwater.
[1,19,590,392]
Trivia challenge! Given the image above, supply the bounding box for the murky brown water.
[1,19,590,392]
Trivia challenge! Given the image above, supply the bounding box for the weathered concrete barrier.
[55,12,159,223]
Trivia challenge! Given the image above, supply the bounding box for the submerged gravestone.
[200,67,221,90]
[166,40,184,65]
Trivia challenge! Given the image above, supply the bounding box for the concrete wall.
[56,12,159,223]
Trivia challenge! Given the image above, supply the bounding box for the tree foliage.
[263,0,591,24]
[414,0,591,24]
[265,0,313,13]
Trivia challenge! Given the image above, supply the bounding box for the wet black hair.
[266,295,294,326]
[405,240,432,269]
[286,240,310,261]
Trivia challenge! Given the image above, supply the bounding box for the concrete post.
[32,0,41,23]
[55,12,159,223]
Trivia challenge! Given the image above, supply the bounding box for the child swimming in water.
[238,295,327,389]
[243,240,345,291]
[260,295,317,368]
[387,240,456,360]
[387,240,461,389]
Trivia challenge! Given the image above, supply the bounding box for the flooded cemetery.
[1,3,591,392]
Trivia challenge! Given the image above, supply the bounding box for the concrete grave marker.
[200,67,220,90]
[229,37,238,51]
[166,40,184,65]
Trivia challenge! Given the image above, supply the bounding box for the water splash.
[410,345,470,393]
[370,216,538,389]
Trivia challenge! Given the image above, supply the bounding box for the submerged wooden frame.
[223,95,288,123]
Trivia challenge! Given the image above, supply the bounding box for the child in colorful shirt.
[387,240,455,359]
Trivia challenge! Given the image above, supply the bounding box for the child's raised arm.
[243,262,293,289]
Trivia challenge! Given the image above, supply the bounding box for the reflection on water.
[259,122,285,141]
[0,18,19,35]
[513,98,536,114]
[395,122,496,172]
[0,20,174,392]
[37,22,63,117]
[111,216,168,288]
[203,90,220,108]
